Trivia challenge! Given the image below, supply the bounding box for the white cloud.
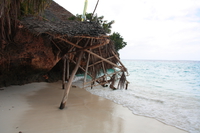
[54,0,200,60]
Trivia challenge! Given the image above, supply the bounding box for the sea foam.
[74,60,200,133]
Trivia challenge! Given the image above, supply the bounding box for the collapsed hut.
[1,1,129,109]
[22,16,129,109]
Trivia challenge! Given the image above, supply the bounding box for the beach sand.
[0,81,187,133]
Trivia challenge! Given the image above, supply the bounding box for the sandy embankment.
[0,81,187,133]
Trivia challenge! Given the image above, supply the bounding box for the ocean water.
[74,60,200,133]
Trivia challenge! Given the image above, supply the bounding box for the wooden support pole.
[125,82,128,90]
[84,53,90,87]
[73,35,109,39]
[54,37,123,71]
[82,39,109,50]
[59,51,84,109]
[88,56,114,67]
[62,56,67,89]
[66,59,69,81]
[99,47,107,78]
[92,0,100,18]
[111,50,128,74]
[70,59,93,78]
[85,50,122,70]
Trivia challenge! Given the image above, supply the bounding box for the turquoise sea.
[75,60,200,133]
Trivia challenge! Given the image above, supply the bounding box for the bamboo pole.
[59,51,84,109]
[62,56,67,89]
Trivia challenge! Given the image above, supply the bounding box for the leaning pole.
[59,51,84,109]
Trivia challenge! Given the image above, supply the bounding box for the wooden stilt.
[99,47,108,84]
[70,59,93,78]
[91,54,96,89]
[82,39,109,50]
[62,56,66,89]
[54,37,122,70]
[92,0,100,18]
[88,56,114,67]
[111,50,128,74]
[66,59,69,81]
[125,82,129,90]
[59,51,84,109]
[85,50,123,70]
[84,53,90,87]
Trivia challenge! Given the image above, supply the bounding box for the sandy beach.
[0,81,187,133]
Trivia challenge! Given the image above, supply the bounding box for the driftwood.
[83,70,123,88]
[109,74,117,90]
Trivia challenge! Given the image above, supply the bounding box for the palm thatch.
[17,2,128,91]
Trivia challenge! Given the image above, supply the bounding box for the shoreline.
[0,81,187,133]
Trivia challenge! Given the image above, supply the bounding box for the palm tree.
[0,0,52,42]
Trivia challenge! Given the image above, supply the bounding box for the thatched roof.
[0,0,129,108]
[19,1,128,92]
[21,1,106,37]
[21,18,106,37]
[44,1,74,21]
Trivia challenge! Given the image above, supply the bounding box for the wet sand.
[0,81,187,133]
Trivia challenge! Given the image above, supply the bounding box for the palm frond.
[0,0,52,43]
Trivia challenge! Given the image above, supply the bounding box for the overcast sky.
[54,0,200,61]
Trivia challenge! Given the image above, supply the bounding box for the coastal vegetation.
[0,0,52,42]
[69,13,127,53]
